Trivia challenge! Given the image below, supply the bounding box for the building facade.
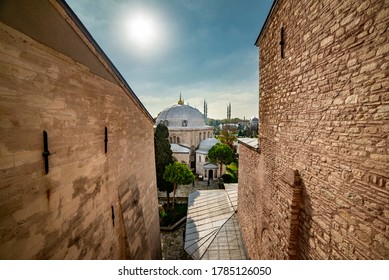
[0,0,161,259]
[156,98,216,174]
[238,0,388,259]
[196,137,221,180]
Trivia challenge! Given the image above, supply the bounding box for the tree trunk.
[166,191,171,208]
[172,184,177,210]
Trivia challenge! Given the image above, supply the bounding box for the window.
[199,155,201,162]
[177,137,180,144]
[182,120,187,127]
[173,136,176,143]
[199,132,202,141]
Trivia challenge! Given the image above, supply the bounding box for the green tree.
[154,123,174,207]
[163,161,195,209]
[207,143,234,178]
[217,125,237,154]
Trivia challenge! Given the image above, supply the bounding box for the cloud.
[66,0,266,121]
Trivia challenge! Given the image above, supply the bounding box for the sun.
[127,13,157,48]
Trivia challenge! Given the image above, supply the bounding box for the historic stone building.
[238,0,388,259]
[0,0,161,259]
[196,137,221,180]
[156,96,218,177]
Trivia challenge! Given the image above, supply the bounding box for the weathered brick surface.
[0,22,161,259]
[239,0,388,259]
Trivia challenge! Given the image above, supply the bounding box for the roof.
[184,184,247,260]
[254,0,278,46]
[196,138,220,153]
[238,138,259,152]
[170,144,191,154]
[203,163,218,169]
[156,103,212,128]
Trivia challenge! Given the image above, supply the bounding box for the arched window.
[173,136,176,143]
[207,132,210,138]
[199,155,201,162]
[199,132,202,141]
[203,132,206,140]
[170,137,172,143]
[177,137,180,144]
[182,120,187,127]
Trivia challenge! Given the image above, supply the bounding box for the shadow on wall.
[297,172,313,260]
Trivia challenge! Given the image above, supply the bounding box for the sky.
[66,0,274,120]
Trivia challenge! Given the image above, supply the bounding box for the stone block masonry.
[0,4,161,259]
[238,0,388,259]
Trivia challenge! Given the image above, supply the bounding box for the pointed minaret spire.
[203,100,207,117]
[178,93,184,105]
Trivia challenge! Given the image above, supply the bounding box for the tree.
[154,123,174,207]
[163,161,195,209]
[207,143,234,178]
[217,125,237,153]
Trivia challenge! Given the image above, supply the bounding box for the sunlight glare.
[126,12,159,50]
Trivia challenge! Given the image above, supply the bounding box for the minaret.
[203,100,208,118]
[204,99,208,124]
[227,102,231,120]
[178,93,184,105]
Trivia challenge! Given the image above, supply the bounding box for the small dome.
[197,137,220,153]
[156,104,208,128]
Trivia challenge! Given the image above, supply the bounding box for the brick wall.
[238,0,388,259]
[0,22,161,259]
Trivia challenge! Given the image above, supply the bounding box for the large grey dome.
[156,103,208,128]
[197,137,220,153]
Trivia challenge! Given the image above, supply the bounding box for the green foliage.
[159,207,167,220]
[221,174,233,183]
[163,161,194,209]
[154,123,174,205]
[160,203,188,227]
[208,143,234,166]
[217,126,237,155]
[164,161,194,186]
[208,143,234,177]
[226,161,238,182]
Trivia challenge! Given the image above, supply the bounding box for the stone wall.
[239,0,388,259]
[237,143,263,259]
[0,20,161,259]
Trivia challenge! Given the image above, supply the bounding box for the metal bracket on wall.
[111,205,115,227]
[280,26,285,58]
[104,127,108,153]
[42,130,51,175]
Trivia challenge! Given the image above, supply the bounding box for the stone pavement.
[160,222,192,260]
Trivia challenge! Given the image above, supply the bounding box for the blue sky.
[66,0,274,119]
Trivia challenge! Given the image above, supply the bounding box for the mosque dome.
[197,137,220,153]
[156,96,208,128]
